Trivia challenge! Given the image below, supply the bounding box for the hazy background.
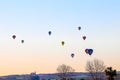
[0,0,120,76]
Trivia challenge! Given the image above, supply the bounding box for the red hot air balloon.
[85,49,88,54]
[12,35,16,39]
[83,36,86,40]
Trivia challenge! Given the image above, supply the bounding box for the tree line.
[56,59,117,80]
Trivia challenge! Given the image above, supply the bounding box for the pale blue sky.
[0,0,120,75]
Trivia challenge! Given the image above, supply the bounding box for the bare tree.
[56,64,75,80]
[86,59,106,80]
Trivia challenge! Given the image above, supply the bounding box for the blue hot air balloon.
[88,49,93,55]
[78,26,81,30]
[48,31,52,35]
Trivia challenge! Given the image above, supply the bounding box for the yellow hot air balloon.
[61,41,65,46]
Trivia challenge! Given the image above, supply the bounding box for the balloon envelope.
[21,40,24,43]
[78,26,81,30]
[83,36,86,40]
[85,49,88,54]
[88,49,93,55]
[61,41,65,46]
[48,31,51,35]
[71,53,74,58]
[12,35,16,39]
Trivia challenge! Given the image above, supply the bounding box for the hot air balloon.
[78,26,81,30]
[48,31,51,35]
[61,41,65,46]
[21,40,24,43]
[71,53,74,58]
[85,49,88,54]
[12,35,16,39]
[83,36,86,40]
[88,49,93,55]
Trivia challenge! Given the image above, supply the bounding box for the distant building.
[30,72,39,80]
